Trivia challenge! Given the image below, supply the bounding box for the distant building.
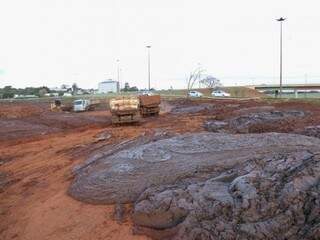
[98,80,119,94]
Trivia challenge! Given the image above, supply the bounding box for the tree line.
[0,86,51,99]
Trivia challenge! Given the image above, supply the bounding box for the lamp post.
[116,59,120,92]
[277,17,286,98]
[146,45,151,90]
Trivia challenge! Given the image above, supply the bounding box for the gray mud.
[205,110,306,133]
[69,132,320,239]
[171,103,215,114]
[299,125,320,139]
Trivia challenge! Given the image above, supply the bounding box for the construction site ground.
[1,97,320,240]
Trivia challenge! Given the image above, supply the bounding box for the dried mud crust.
[69,132,320,240]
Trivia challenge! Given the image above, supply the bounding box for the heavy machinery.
[139,95,161,117]
[50,99,72,112]
[109,95,161,124]
[73,99,100,112]
[51,99,100,112]
[109,96,141,124]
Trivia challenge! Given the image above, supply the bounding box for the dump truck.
[109,95,161,124]
[139,95,161,117]
[109,97,141,124]
[73,99,100,112]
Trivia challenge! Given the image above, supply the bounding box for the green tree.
[129,86,139,91]
[72,83,78,95]
[123,82,130,92]
[122,82,139,92]
[38,87,48,97]
[1,86,15,98]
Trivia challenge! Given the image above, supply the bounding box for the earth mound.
[205,110,306,133]
[69,132,320,239]
[171,103,215,114]
[299,125,320,139]
[69,132,320,240]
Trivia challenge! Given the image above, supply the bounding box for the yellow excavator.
[50,99,72,112]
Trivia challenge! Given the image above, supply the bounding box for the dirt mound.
[69,132,320,239]
[233,106,275,115]
[171,103,215,114]
[133,151,320,239]
[205,110,306,134]
[166,87,264,98]
[299,125,320,139]
[223,87,265,98]
[229,110,305,133]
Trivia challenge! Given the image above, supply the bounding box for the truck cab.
[73,99,89,112]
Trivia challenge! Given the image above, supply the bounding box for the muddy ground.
[1,98,320,240]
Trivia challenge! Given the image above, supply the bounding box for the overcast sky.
[0,0,320,89]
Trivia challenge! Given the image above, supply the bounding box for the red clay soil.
[0,103,111,144]
[1,98,320,240]
[0,128,149,240]
[0,100,207,240]
[0,102,43,119]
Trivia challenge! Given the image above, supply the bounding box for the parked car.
[211,90,230,97]
[188,91,203,97]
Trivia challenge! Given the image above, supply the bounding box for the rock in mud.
[93,131,111,142]
[113,203,126,223]
[69,132,320,240]
[203,120,228,132]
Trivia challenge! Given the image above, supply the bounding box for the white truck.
[73,99,100,112]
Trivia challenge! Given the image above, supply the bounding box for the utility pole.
[277,17,286,98]
[116,59,120,92]
[146,45,151,90]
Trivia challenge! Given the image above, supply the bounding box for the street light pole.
[277,17,286,98]
[117,59,120,92]
[146,45,151,91]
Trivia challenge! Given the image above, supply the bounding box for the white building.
[98,80,119,94]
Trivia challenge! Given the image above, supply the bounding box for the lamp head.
[277,17,286,22]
